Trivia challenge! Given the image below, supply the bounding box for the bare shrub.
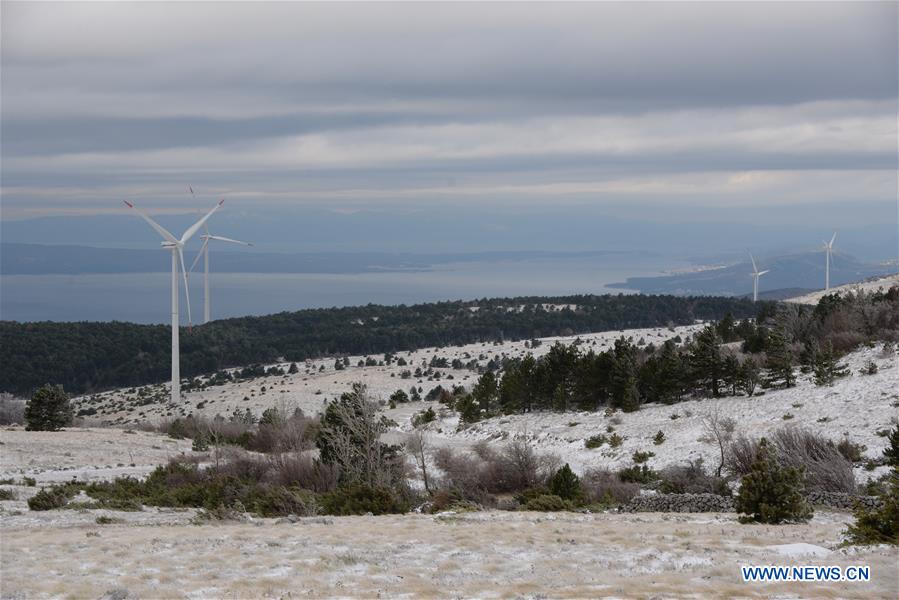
[702,406,736,477]
[773,427,856,493]
[581,468,640,505]
[659,459,730,495]
[433,439,557,500]
[726,435,758,477]
[209,449,269,482]
[250,414,314,453]
[269,454,339,493]
[433,447,488,502]
[0,394,26,425]
[828,331,867,354]
[836,438,865,463]
[405,431,432,494]
[157,414,254,447]
[474,440,556,493]
[726,427,855,493]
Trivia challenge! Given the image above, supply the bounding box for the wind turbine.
[189,223,252,324]
[823,232,836,291]
[749,253,769,302]
[124,199,224,403]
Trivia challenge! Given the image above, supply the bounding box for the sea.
[0,254,686,324]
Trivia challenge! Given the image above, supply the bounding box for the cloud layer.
[1,1,896,221]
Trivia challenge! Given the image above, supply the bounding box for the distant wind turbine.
[823,232,836,291]
[189,223,252,324]
[749,253,769,302]
[124,199,224,404]
[186,185,252,324]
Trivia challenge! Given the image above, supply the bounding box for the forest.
[0,293,764,396]
[454,288,899,419]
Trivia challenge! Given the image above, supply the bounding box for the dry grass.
[0,427,193,483]
[1,511,895,598]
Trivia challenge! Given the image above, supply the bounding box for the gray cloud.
[1,1,896,221]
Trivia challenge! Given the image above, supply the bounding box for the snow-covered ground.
[3,328,898,598]
[388,344,898,482]
[74,323,705,424]
[68,321,899,484]
[786,273,899,305]
[1,506,895,598]
[0,427,194,485]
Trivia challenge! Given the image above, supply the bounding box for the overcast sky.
[1,1,897,228]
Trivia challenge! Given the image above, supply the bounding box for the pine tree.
[472,371,499,415]
[389,389,410,405]
[813,340,850,386]
[455,394,482,424]
[738,357,761,396]
[799,338,819,374]
[716,313,737,342]
[690,326,724,397]
[845,471,898,545]
[552,384,568,412]
[549,463,582,502]
[722,354,740,396]
[735,438,812,524]
[25,384,73,431]
[654,340,685,404]
[610,338,641,412]
[764,327,795,388]
[884,424,899,468]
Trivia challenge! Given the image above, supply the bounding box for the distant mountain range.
[610,252,896,296]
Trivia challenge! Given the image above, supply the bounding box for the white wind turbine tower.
[124,199,224,403]
[749,253,769,302]
[189,223,252,324]
[823,232,836,291]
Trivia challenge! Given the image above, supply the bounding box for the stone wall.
[621,493,734,513]
[804,491,882,511]
[621,491,882,513]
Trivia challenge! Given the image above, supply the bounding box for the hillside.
[0,294,764,396]
[610,252,894,296]
[786,274,899,305]
[69,324,897,486]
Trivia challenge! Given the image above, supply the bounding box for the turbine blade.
[208,235,252,246]
[758,270,770,276]
[123,200,178,243]
[749,252,757,272]
[189,239,209,274]
[178,247,192,327]
[180,199,224,244]
[830,231,836,247]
